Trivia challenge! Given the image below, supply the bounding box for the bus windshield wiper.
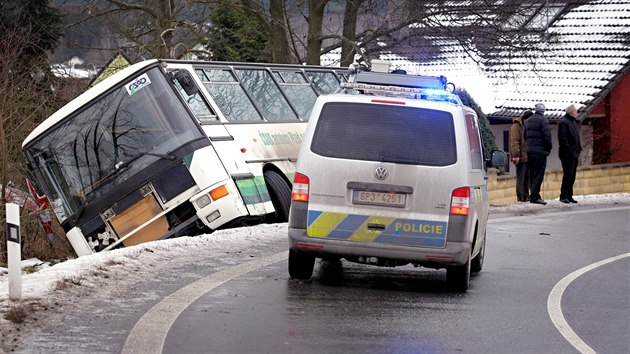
[115,150,177,170]
[139,150,177,160]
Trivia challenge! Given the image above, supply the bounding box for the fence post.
[6,202,22,300]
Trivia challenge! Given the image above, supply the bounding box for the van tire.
[471,235,485,273]
[264,170,291,222]
[288,249,315,280]
[446,256,471,292]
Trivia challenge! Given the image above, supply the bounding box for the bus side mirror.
[172,69,199,96]
[487,150,508,168]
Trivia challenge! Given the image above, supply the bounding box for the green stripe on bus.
[235,177,270,205]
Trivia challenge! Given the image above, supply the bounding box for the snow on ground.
[0,193,628,350]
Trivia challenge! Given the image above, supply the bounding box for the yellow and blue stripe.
[307,210,447,248]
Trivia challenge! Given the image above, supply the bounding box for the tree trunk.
[340,0,362,67]
[306,0,329,65]
[269,0,291,63]
[156,0,174,58]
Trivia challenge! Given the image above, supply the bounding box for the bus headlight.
[207,210,221,223]
[196,194,211,208]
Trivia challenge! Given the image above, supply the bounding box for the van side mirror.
[487,150,508,168]
[171,69,199,96]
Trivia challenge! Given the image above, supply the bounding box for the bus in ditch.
[22,59,346,256]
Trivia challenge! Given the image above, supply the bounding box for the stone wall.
[488,162,630,205]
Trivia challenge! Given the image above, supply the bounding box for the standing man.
[558,104,582,203]
[524,103,552,205]
[509,110,533,202]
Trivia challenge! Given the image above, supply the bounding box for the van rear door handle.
[367,223,386,231]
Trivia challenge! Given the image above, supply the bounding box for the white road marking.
[122,205,630,353]
[492,205,630,353]
[547,252,630,354]
[121,250,288,354]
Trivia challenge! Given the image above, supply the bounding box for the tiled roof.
[376,0,630,121]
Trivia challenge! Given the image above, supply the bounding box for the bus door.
[170,66,269,217]
[203,124,268,216]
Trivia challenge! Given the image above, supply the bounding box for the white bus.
[22,59,346,256]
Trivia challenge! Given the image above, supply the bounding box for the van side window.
[465,114,483,170]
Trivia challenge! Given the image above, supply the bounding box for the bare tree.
[239,0,293,63]
[0,27,76,262]
[340,0,363,67]
[60,0,580,72]
[300,0,576,70]
[66,0,215,60]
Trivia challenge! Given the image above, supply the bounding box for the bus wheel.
[264,170,291,222]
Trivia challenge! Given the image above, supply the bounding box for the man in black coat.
[558,104,582,203]
[524,103,552,205]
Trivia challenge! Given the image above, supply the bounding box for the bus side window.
[305,71,340,95]
[172,73,218,123]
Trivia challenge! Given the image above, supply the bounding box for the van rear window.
[311,102,456,166]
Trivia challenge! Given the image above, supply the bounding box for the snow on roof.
[372,0,630,119]
[488,0,630,119]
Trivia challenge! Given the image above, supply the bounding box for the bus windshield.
[24,67,204,222]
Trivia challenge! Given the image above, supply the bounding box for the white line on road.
[122,250,288,354]
[492,205,630,352]
[547,252,630,354]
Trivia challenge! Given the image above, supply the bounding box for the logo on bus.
[126,73,152,95]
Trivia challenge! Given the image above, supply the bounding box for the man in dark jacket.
[509,110,533,201]
[558,104,582,203]
[524,103,552,205]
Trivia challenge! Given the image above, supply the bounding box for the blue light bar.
[355,72,448,90]
[339,82,460,105]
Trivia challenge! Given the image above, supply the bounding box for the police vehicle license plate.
[352,190,406,208]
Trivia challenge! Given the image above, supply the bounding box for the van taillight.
[450,187,470,216]
[292,173,310,202]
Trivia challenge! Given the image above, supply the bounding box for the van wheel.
[446,256,471,292]
[471,236,485,273]
[264,170,291,222]
[288,249,315,280]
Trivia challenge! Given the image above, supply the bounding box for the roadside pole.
[6,202,22,300]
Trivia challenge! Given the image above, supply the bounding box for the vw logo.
[374,166,388,180]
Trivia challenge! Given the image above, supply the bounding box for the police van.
[287,66,507,291]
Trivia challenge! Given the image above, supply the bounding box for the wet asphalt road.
[16,204,630,354]
[160,205,630,354]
